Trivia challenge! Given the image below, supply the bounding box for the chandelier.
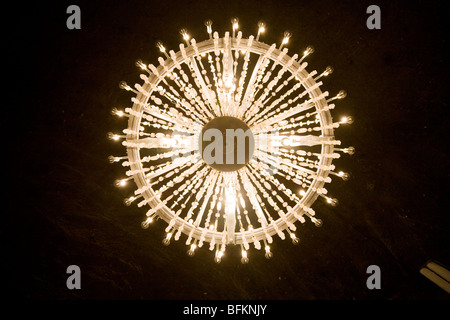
[109,18,354,263]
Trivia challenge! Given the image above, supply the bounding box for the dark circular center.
[200,116,254,172]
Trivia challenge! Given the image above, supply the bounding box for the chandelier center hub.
[200,116,255,172]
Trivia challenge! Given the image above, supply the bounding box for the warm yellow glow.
[303,46,314,56]
[180,29,190,41]
[223,76,234,89]
[156,41,166,52]
[204,19,213,34]
[232,18,239,30]
[323,66,333,76]
[337,90,347,99]
[136,59,147,70]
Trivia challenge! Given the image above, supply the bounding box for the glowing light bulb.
[303,46,314,56]
[156,41,166,52]
[340,116,354,124]
[114,179,127,187]
[290,233,299,245]
[162,232,172,246]
[108,155,119,163]
[338,171,350,181]
[187,243,197,256]
[124,196,136,206]
[180,28,190,41]
[141,217,153,229]
[135,59,147,70]
[299,189,306,197]
[111,108,125,117]
[337,90,347,99]
[324,66,334,76]
[241,250,249,264]
[107,132,120,141]
[326,197,338,207]
[231,17,239,30]
[204,19,213,34]
[313,218,323,227]
[282,31,292,45]
[119,81,131,91]
[214,249,224,263]
[264,245,273,259]
[257,20,266,33]
[346,146,355,155]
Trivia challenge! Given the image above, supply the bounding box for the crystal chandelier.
[109,18,354,263]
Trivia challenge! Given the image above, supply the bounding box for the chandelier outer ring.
[126,37,334,245]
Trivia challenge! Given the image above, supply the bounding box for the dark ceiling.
[4,0,450,304]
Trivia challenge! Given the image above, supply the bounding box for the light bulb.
[290,233,300,245]
[324,66,334,76]
[337,90,347,99]
[180,28,190,41]
[312,217,323,227]
[156,41,166,52]
[124,196,135,206]
[326,197,338,207]
[282,31,292,44]
[108,155,119,163]
[231,17,239,30]
[241,250,249,264]
[303,46,314,56]
[340,172,350,181]
[135,59,146,70]
[114,179,127,187]
[257,20,266,33]
[214,250,224,263]
[107,132,120,141]
[162,232,172,246]
[340,116,354,124]
[346,146,355,155]
[187,243,197,256]
[119,81,131,91]
[264,245,273,259]
[111,108,124,117]
[204,19,213,34]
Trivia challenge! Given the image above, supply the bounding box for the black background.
[4,0,450,304]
